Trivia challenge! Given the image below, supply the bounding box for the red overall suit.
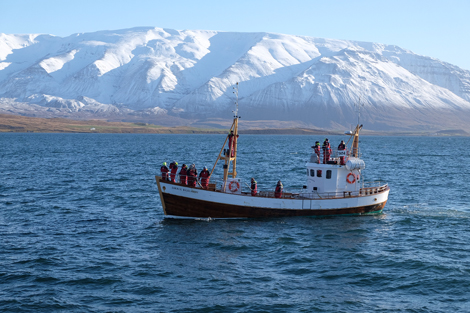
[274,181,283,198]
[338,142,346,165]
[179,166,188,185]
[251,179,257,196]
[187,168,198,187]
[322,142,331,164]
[314,145,321,164]
[199,169,210,189]
[169,162,178,182]
[161,165,169,180]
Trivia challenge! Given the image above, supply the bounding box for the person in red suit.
[179,164,188,185]
[160,162,169,180]
[169,161,178,182]
[187,164,198,187]
[251,178,257,196]
[312,141,321,164]
[338,140,346,165]
[274,180,283,198]
[199,166,211,189]
[322,139,332,164]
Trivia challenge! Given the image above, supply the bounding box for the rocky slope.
[1,28,470,131]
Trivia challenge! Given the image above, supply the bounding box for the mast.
[210,82,240,186]
[347,101,364,158]
[230,82,240,179]
[351,124,363,158]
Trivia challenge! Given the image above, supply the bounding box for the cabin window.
[317,170,322,177]
[326,170,332,179]
[310,169,315,177]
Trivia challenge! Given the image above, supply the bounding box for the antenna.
[232,82,239,118]
[354,98,365,125]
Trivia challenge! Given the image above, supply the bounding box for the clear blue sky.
[2,0,469,70]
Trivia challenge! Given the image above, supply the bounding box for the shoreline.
[0,114,467,136]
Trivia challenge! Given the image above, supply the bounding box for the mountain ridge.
[1,27,470,131]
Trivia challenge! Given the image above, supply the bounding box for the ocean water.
[1,133,469,312]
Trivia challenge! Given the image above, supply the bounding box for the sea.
[1,133,469,312]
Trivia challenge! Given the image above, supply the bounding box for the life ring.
[229,181,240,192]
[346,173,356,184]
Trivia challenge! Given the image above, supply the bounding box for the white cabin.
[304,148,365,197]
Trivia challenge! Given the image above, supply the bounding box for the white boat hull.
[156,177,390,219]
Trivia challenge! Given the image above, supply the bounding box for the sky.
[1,0,469,70]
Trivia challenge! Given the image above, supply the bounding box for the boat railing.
[296,191,361,199]
[254,190,357,199]
[160,174,211,184]
[160,175,388,199]
[250,180,388,199]
[359,181,388,196]
[309,148,362,165]
[160,175,241,191]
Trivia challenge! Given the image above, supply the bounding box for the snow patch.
[39,50,78,73]
[1,27,470,131]
[0,62,11,70]
[143,106,168,114]
[0,33,39,61]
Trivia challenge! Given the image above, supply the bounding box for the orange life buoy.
[346,173,356,184]
[229,181,240,192]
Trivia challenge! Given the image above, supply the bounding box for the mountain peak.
[1,27,470,131]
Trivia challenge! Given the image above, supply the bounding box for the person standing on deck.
[312,141,321,164]
[161,162,169,180]
[187,164,198,187]
[338,140,346,165]
[179,164,188,185]
[169,161,178,182]
[274,180,283,198]
[199,166,211,189]
[251,178,258,196]
[322,139,332,164]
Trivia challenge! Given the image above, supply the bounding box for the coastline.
[0,114,467,136]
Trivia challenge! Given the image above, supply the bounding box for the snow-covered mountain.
[1,27,470,131]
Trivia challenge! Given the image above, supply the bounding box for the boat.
[155,84,389,219]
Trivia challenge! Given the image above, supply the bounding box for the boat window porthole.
[317,170,322,178]
[326,170,332,179]
[310,169,315,177]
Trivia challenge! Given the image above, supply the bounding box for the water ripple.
[1,134,470,312]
